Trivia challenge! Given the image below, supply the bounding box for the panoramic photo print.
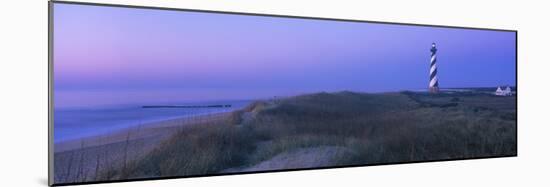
[51,2,517,185]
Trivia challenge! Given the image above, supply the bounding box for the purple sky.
[53,3,516,108]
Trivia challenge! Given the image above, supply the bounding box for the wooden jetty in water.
[141,104,232,109]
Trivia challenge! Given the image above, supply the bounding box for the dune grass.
[100,91,517,180]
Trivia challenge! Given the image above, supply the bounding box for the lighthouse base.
[429,87,440,93]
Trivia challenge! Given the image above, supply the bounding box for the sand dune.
[53,112,231,184]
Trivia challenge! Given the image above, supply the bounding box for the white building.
[495,86,513,96]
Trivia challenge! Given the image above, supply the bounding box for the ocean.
[53,100,251,143]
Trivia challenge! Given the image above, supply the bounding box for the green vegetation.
[102,91,517,180]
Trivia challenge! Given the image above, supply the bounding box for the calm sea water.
[54,100,251,143]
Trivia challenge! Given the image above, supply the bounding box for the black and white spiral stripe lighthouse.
[429,42,439,93]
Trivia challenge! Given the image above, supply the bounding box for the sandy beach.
[53,112,232,183]
[54,112,232,152]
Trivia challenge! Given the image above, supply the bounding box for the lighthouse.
[429,43,439,93]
